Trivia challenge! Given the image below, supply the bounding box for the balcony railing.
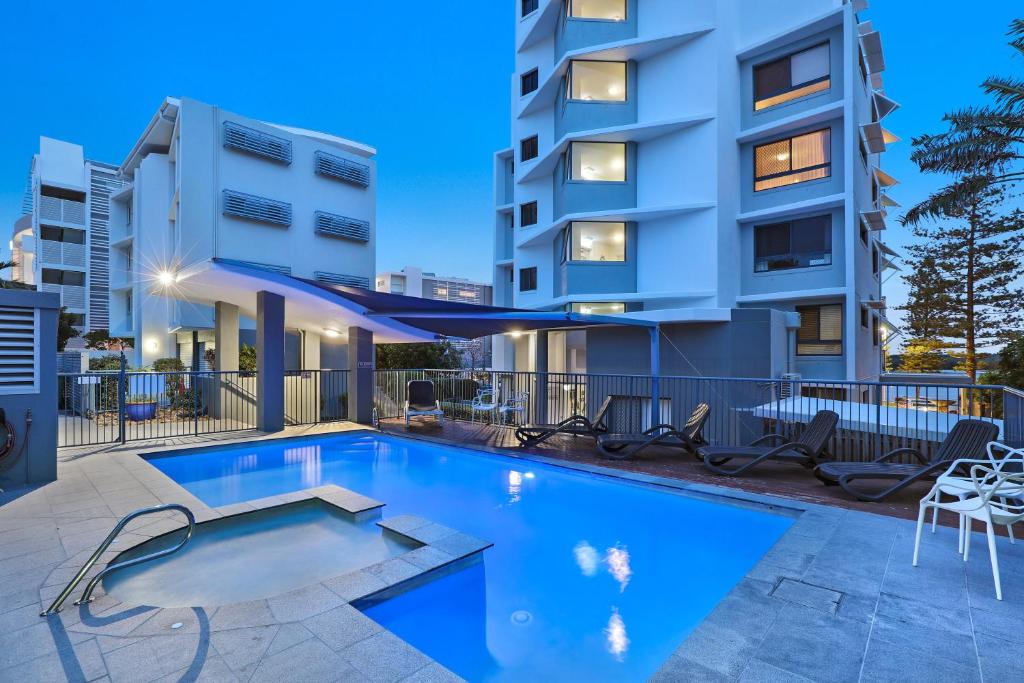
[39,196,86,225]
[41,283,86,309]
[38,240,87,268]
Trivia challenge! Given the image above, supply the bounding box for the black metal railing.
[374,369,1020,462]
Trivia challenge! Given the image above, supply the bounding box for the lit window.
[754,216,831,272]
[569,0,626,21]
[796,304,842,356]
[566,222,626,262]
[571,302,625,314]
[754,129,830,191]
[568,142,626,182]
[568,61,626,102]
[754,43,830,111]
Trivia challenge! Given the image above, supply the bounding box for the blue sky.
[0,1,1020,309]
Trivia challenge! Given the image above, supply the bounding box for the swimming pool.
[145,432,793,681]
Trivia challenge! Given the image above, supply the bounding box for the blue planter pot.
[125,402,157,421]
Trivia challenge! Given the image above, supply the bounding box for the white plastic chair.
[470,389,499,424]
[498,391,529,426]
[929,443,1024,553]
[915,465,1024,600]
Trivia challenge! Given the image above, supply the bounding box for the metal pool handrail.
[41,503,196,616]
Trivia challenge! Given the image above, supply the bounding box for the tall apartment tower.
[109,97,377,367]
[11,137,123,337]
[493,0,897,384]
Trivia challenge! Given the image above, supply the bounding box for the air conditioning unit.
[780,373,802,399]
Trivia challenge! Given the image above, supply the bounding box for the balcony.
[38,240,87,268]
[38,196,86,225]
[41,283,86,309]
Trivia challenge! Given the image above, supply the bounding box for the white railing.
[38,196,86,225]
[38,240,86,268]
[41,283,86,309]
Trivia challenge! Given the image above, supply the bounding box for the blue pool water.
[146,433,792,681]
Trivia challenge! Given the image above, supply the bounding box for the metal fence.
[58,363,349,447]
[374,369,1021,463]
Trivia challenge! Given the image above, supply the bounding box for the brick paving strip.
[1,422,1022,681]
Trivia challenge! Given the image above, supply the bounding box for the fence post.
[193,372,200,436]
[117,352,127,445]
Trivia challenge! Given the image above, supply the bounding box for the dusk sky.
[1,1,1020,328]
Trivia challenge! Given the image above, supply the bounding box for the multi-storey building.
[11,137,123,337]
[493,0,898,384]
[376,265,495,367]
[109,97,377,367]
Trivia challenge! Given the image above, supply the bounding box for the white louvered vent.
[222,190,292,227]
[223,122,293,164]
[314,151,370,188]
[315,271,370,289]
[0,306,38,394]
[314,211,370,242]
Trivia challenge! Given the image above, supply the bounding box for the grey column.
[215,301,240,371]
[190,331,200,371]
[535,330,548,425]
[347,327,374,424]
[650,325,661,430]
[257,291,285,432]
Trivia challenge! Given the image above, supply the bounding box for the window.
[315,211,370,242]
[519,267,538,292]
[521,136,539,162]
[872,315,881,346]
[42,269,85,286]
[521,69,539,96]
[568,142,626,182]
[861,307,869,328]
[568,61,627,102]
[522,0,538,17]
[859,139,869,168]
[570,302,625,314]
[40,226,85,244]
[872,246,880,275]
[754,43,830,111]
[796,304,843,356]
[754,215,831,272]
[222,190,292,226]
[859,219,870,246]
[569,0,626,21]
[566,222,626,262]
[754,129,830,191]
[66,313,85,327]
[223,121,292,165]
[315,151,371,188]
[520,201,538,227]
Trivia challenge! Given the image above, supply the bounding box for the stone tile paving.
[3,424,1024,682]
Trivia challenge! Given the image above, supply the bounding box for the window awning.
[163,259,656,343]
[873,91,900,120]
[880,194,900,208]
[859,30,885,74]
[861,123,900,154]
[861,209,887,231]
[875,167,900,188]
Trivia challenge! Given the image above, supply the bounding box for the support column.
[190,331,200,371]
[650,325,661,430]
[301,331,322,424]
[535,330,548,425]
[347,327,374,424]
[257,291,285,432]
[215,301,240,371]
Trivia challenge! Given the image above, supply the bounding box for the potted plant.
[125,394,158,421]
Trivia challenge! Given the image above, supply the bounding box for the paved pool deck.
[2,423,1023,682]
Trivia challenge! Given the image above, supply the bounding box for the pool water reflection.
[146,432,793,681]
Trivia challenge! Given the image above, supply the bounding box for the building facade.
[376,265,494,367]
[493,0,897,383]
[11,137,124,338]
[109,97,377,367]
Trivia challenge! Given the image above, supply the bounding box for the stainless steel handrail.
[41,503,195,616]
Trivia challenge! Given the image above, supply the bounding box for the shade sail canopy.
[164,259,654,342]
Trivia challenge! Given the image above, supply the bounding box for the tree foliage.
[57,307,80,352]
[375,341,461,370]
[982,336,1024,390]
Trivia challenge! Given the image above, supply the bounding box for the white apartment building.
[493,0,898,384]
[376,265,493,306]
[109,97,377,367]
[11,137,123,336]
[376,265,495,366]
